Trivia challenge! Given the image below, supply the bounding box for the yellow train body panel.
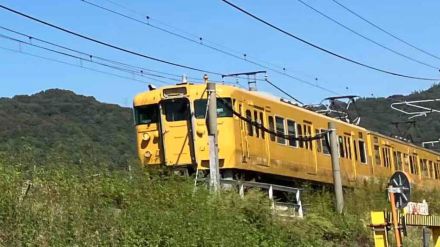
[133,83,440,189]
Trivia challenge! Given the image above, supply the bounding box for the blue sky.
[1,0,439,106]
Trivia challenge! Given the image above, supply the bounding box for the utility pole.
[328,122,344,213]
[206,75,220,192]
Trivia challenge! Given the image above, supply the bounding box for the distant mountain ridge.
[1,85,439,167]
[0,89,136,167]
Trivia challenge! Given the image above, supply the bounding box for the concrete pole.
[328,122,344,213]
[206,78,220,192]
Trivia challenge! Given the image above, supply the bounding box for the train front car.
[133,83,239,175]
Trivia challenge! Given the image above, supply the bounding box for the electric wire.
[221,0,440,81]
[97,0,312,77]
[331,0,440,63]
[0,4,223,76]
[0,4,307,103]
[0,33,172,85]
[0,45,156,85]
[80,0,339,96]
[296,0,439,70]
[0,26,204,82]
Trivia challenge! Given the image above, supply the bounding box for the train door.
[253,110,268,166]
[300,121,316,174]
[160,98,195,166]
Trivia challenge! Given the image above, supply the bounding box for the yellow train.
[133,82,440,189]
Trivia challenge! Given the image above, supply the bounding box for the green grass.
[0,159,439,246]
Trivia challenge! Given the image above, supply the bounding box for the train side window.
[287,120,297,147]
[353,138,358,161]
[338,136,345,158]
[259,112,265,139]
[409,155,418,175]
[254,111,260,138]
[316,129,321,152]
[393,151,403,171]
[382,147,391,168]
[345,136,351,159]
[238,104,243,130]
[421,159,428,177]
[403,154,410,172]
[297,124,304,148]
[245,110,253,136]
[358,140,367,164]
[303,125,309,149]
[268,116,275,141]
[306,125,312,150]
[374,145,381,166]
[321,129,330,155]
[435,163,440,180]
[275,116,286,144]
[429,161,434,178]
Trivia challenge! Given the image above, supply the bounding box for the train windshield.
[162,98,190,122]
[194,98,233,119]
[134,104,159,125]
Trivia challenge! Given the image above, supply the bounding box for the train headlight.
[144,151,152,158]
[142,133,150,141]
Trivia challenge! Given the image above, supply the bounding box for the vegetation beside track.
[1,156,439,246]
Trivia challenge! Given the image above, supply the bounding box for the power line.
[0,4,309,103]
[221,0,440,81]
[0,45,155,85]
[330,0,440,63]
[0,33,173,85]
[296,0,439,70]
[80,0,339,95]
[0,26,202,83]
[0,4,223,76]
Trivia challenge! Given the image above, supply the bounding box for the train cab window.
[358,140,367,164]
[254,111,260,138]
[287,120,297,147]
[245,110,253,136]
[393,151,403,171]
[275,116,286,144]
[134,104,159,125]
[194,98,233,119]
[259,112,265,139]
[162,99,189,122]
[421,159,429,177]
[268,116,275,141]
[374,145,381,166]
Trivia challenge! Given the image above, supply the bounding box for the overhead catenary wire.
[0,33,173,85]
[0,45,155,85]
[0,26,204,83]
[296,0,439,70]
[0,4,223,76]
[0,4,306,103]
[330,0,440,63]
[221,0,440,81]
[80,0,339,96]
